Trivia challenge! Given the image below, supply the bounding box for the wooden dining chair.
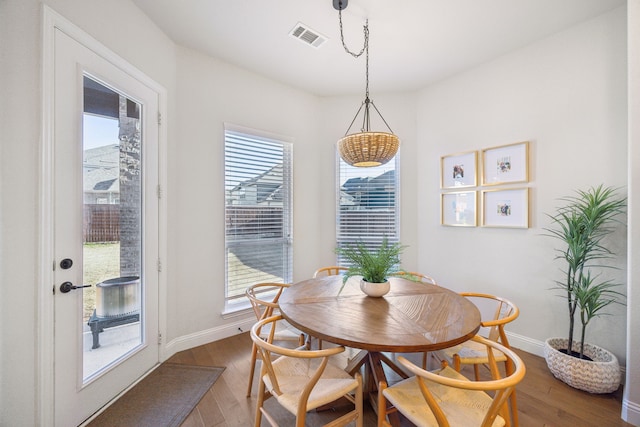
[378,335,526,427]
[313,265,348,278]
[433,292,520,426]
[251,314,363,427]
[245,283,306,397]
[391,270,437,285]
[390,271,438,369]
[310,266,348,349]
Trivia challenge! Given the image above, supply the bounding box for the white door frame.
[39,6,168,425]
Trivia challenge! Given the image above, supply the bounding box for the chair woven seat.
[439,340,507,365]
[251,314,363,427]
[265,356,360,413]
[378,335,525,427]
[434,293,520,426]
[383,366,506,427]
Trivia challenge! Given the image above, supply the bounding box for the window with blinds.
[336,154,400,263]
[224,126,292,310]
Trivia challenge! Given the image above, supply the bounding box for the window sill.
[221,301,253,319]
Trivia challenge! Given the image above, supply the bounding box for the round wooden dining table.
[278,275,481,426]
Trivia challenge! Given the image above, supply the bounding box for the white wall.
[165,49,420,346]
[1,0,637,424]
[0,0,176,424]
[0,1,41,422]
[624,1,640,424]
[416,7,629,362]
[166,45,324,342]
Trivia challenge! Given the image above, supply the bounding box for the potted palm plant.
[335,237,406,297]
[543,185,626,393]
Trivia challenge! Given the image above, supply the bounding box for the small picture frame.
[481,141,529,186]
[441,191,477,227]
[440,150,477,189]
[481,188,529,228]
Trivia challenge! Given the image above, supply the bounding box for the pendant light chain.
[338,7,371,131]
[365,30,369,100]
[335,0,399,167]
[338,7,368,59]
[338,7,370,98]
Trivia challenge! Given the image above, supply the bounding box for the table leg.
[345,350,377,396]
[343,350,410,426]
[378,352,409,379]
[368,352,402,427]
[345,349,368,376]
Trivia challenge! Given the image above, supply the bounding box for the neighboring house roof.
[341,170,395,209]
[84,144,119,193]
[342,170,395,192]
[230,163,283,204]
[93,178,117,191]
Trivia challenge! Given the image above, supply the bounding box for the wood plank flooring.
[167,332,632,427]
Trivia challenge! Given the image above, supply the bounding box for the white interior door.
[53,28,160,427]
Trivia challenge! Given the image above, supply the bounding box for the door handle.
[59,281,91,293]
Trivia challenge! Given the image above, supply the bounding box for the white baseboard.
[162,317,256,361]
[622,399,640,426]
[506,331,545,357]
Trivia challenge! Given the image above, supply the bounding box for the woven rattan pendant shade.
[334,0,399,167]
[338,132,400,167]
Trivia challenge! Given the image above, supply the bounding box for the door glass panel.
[82,76,143,382]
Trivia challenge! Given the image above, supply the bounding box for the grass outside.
[83,242,120,321]
[81,243,282,319]
[226,250,283,299]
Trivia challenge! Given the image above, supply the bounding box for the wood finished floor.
[168,332,632,427]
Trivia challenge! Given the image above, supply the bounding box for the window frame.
[223,124,293,313]
[335,150,401,264]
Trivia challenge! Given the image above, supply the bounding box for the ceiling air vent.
[289,23,327,48]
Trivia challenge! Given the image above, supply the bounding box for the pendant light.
[334,0,400,167]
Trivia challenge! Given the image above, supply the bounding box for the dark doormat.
[88,363,225,427]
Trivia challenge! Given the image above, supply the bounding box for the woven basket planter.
[544,338,621,394]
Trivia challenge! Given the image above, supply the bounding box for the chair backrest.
[313,266,348,278]
[245,283,291,322]
[392,271,437,285]
[396,335,526,427]
[461,292,519,345]
[250,314,345,396]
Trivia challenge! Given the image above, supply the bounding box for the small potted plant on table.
[543,185,626,393]
[335,237,406,297]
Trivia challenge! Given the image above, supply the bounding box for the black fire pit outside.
[87,276,140,349]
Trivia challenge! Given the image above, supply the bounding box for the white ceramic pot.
[360,279,390,297]
[543,337,621,394]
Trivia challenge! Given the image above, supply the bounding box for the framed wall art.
[481,141,529,186]
[440,150,477,189]
[441,191,477,227]
[481,188,529,228]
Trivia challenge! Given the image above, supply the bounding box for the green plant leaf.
[335,237,406,293]
[543,184,626,354]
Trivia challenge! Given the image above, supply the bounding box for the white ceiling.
[132,0,624,97]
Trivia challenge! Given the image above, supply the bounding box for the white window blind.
[336,153,400,263]
[224,126,292,309]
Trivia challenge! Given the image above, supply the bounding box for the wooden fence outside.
[84,204,393,244]
[84,204,120,243]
